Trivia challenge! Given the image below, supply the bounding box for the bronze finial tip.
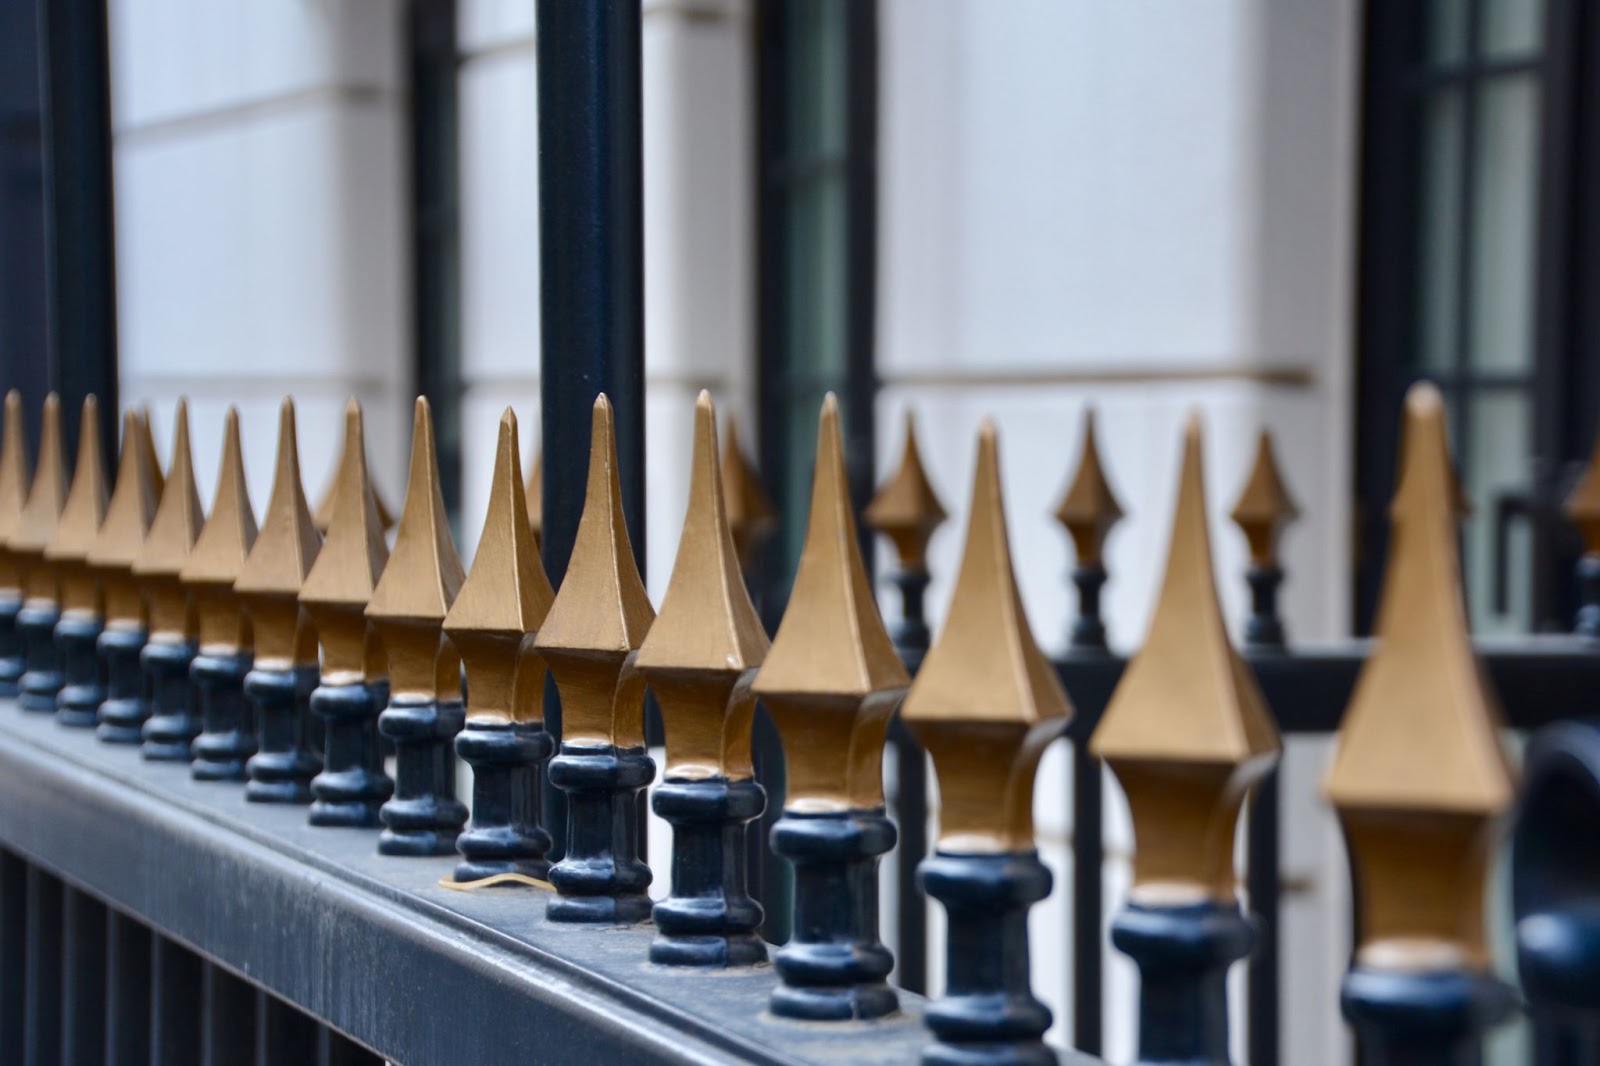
[313,397,396,534]
[367,393,464,624]
[12,392,67,555]
[1052,405,1126,565]
[1229,427,1300,568]
[236,394,321,599]
[864,406,949,569]
[1565,420,1600,554]
[720,411,777,571]
[89,409,160,571]
[46,394,109,562]
[181,405,258,587]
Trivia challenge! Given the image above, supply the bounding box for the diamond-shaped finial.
[902,421,1071,852]
[720,417,776,574]
[45,397,109,616]
[235,399,322,668]
[12,394,67,603]
[1052,408,1124,567]
[132,400,205,640]
[139,406,165,498]
[181,409,259,651]
[864,411,947,571]
[88,411,160,627]
[1566,427,1600,556]
[1229,429,1300,568]
[313,414,395,534]
[0,392,30,556]
[1324,383,1513,968]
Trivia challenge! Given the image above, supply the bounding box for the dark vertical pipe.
[36,0,117,466]
[60,887,107,1066]
[199,964,254,1066]
[1246,769,1282,1066]
[1071,745,1104,1055]
[0,853,26,1061]
[22,867,62,1066]
[0,0,50,423]
[536,0,646,860]
[150,937,201,1066]
[316,1027,383,1066]
[106,912,152,1066]
[255,994,315,1066]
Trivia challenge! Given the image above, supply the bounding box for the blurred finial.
[0,391,30,550]
[1052,407,1124,567]
[1229,429,1300,568]
[88,411,160,625]
[525,443,543,553]
[12,394,67,579]
[1565,426,1600,557]
[314,412,395,534]
[180,408,258,649]
[865,411,947,570]
[139,406,164,498]
[45,397,109,610]
[720,416,776,574]
[235,399,322,666]
[132,400,204,638]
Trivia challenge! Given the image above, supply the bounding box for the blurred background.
[0,1,1589,1063]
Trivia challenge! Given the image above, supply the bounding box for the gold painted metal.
[132,401,205,643]
[636,392,769,781]
[88,412,160,628]
[901,421,1071,853]
[0,391,30,602]
[139,406,165,498]
[525,445,543,554]
[369,398,466,707]
[1052,407,1124,567]
[1229,429,1299,568]
[446,408,554,724]
[44,397,109,617]
[1091,416,1281,902]
[533,397,651,744]
[864,411,947,570]
[754,395,908,813]
[1565,426,1600,556]
[12,395,68,607]
[720,417,776,573]
[1324,383,1514,970]
[180,408,258,653]
[299,399,389,687]
[313,416,395,534]
[235,399,322,671]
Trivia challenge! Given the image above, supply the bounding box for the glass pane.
[1482,0,1544,59]
[1468,75,1540,372]
[1424,0,1469,65]
[1415,90,1464,371]
[1462,391,1532,635]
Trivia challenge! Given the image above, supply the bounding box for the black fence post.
[14,395,65,712]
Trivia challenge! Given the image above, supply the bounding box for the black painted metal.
[96,621,150,743]
[245,664,320,803]
[191,648,256,781]
[0,0,49,428]
[546,741,654,922]
[651,777,766,967]
[140,636,198,761]
[201,962,256,1066]
[0,851,23,1060]
[1113,901,1254,1066]
[919,850,1054,1066]
[151,937,201,1066]
[1243,565,1286,648]
[258,992,317,1066]
[0,587,25,698]
[1069,564,1109,651]
[105,911,151,1066]
[378,693,467,856]
[454,719,551,881]
[16,597,61,711]
[308,679,392,827]
[885,566,931,997]
[22,866,61,1066]
[769,807,897,1020]
[53,609,103,726]
[60,886,107,1065]
[1577,556,1600,639]
[1244,770,1281,1066]
[536,0,647,864]
[1342,967,1514,1066]
[318,1029,384,1066]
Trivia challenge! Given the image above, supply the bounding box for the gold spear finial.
[864,410,947,570]
[1324,383,1514,969]
[1052,407,1124,567]
[0,391,30,549]
[1565,426,1600,556]
[1091,415,1281,900]
[369,397,467,704]
[132,400,204,641]
[139,406,165,498]
[88,411,161,628]
[525,444,543,554]
[313,412,395,534]
[755,395,908,812]
[300,398,389,685]
[636,391,769,779]
[180,408,258,651]
[13,394,68,603]
[720,417,776,574]
[45,397,109,615]
[1229,429,1300,568]
[902,421,1071,852]
[445,408,554,724]
[534,396,653,746]
[235,399,322,670]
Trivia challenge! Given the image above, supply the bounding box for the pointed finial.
[1052,408,1124,566]
[367,397,466,701]
[902,421,1071,851]
[1091,415,1280,900]
[13,394,68,604]
[139,406,165,499]
[865,411,947,570]
[525,444,543,553]
[236,399,322,667]
[1565,426,1600,556]
[0,390,30,549]
[45,397,110,612]
[1229,429,1300,568]
[89,411,161,626]
[720,417,776,574]
[636,391,769,777]
[1324,383,1514,968]
[534,395,653,743]
[181,408,259,649]
[313,412,395,534]
[300,398,389,681]
[755,394,908,811]
[132,400,205,638]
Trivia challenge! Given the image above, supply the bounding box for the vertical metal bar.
[888,722,927,995]
[0,852,26,1060]
[1246,768,1282,1066]
[254,993,315,1066]
[36,0,118,466]
[536,0,646,860]
[22,866,63,1066]
[316,1027,383,1066]
[150,937,201,1066]
[199,963,254,1066]
[1071,745,1103,1055]
[60,886,107,1065]
[0,0,51,423]
[106,912,152,1066]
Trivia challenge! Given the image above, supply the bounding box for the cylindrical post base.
[650,777,765,968]
[54,612,105,727]
[1243,566,1286,649]
[244,665,320,804]
[17,600,63,711]
[0,589,24,697]
[140,637,199,761]
[919,850,1053,1066]
[770,808,897,1020]
[308,681,392,827]
[95,624,149,743]
[547,742,654,923]
[454,719,552,881]
[1068,565,1109,650]
[378,697,467,856]
[1112,900,1255,1066]
[191,650,256,781]
[1342,967,1515,1066]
